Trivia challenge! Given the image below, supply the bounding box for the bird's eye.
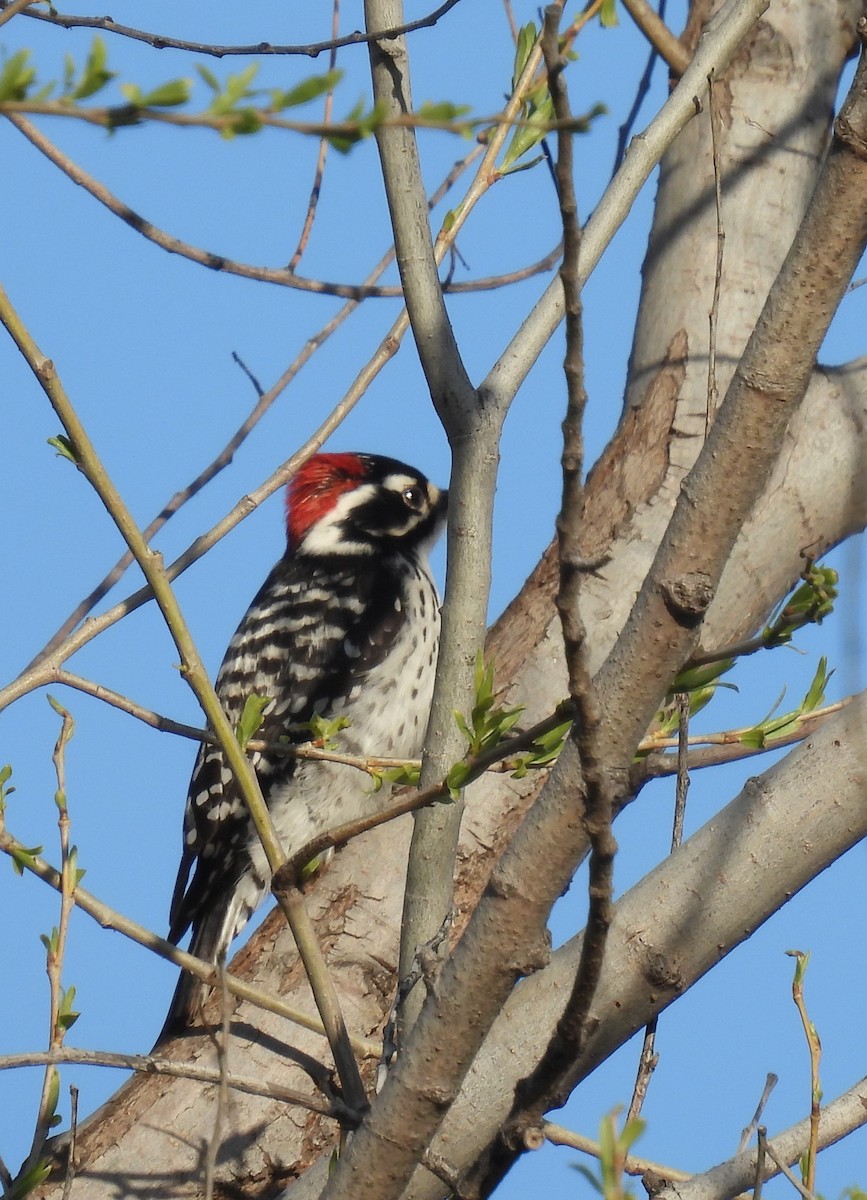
[402,485,424,510]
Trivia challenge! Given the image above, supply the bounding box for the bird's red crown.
[285,453,369,550]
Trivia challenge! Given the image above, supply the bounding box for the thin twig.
[60,1086,78,1200]
[613,0,669,174]
[16,0,462,57]
[625,1025,658,1126]
[0,1154,12,1195]
[539,1120,692,1182]
[0,1049,349,1119]
[753,1126,766,1200]
[788,951,822,1194]
[203,958,232,1200]
[620,0,690,74]
[738,1073,778,1154]
[271,878,368,1116]
[6,108,570,297]
[0,0,36,27]
[544,0,615,1071]
[502,0,519,41]
[22,701,77,1179]
[671,692,690,848]
[288,0,340,271]
[627,691,689,1123]
[230,351,265,397]
[495,9,616,1144]
[759,1129,819,1200]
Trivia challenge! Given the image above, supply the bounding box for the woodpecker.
[160,452,447,1038]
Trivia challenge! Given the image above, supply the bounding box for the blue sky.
[1,2,865,1196]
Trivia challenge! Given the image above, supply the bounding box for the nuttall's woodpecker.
[160,452,447,1037]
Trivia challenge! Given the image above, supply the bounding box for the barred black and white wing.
[161,553,422,1036]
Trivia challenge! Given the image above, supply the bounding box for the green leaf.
[0,763,14,812]
[328,98,386,152]
[501,96,553,173]
[271,68,344,110]
[786,947,810,983]
[671,658,734,693]
[570,1165,604,1194]
[512,22,538,91]
[67,845,85,887]
[599,0,619,27]
[763,565,839,645]
[738,727,767,750]
[47,434,80,465]
[619,1115,646,1154]
[377,763,421,789]
[445,761,470,800]
[40,926,59,955]
[122,78,191,109]
[45,1066,60,1118]
[224,108,263,138]
[0,49,37,103]
[304,713,350,750]
[206,62,260,115]
[9,1156,52,1199]
[524,718,573,767]
[57,984,80,1031]
[453,708,473,744]
[802,656,831,712]
[417,99,472,128]
[196,63,221,93]
[71,36,116,101]
[499,154,544,177]
[10,844,43,877]
[236,693,272,750]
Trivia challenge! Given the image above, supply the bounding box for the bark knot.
[660,572,714,624]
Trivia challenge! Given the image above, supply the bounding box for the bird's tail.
[153,901,238,1048]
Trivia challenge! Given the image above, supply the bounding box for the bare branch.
[0,0,37,27]
[0,1049,343,1119]
[15,0,463,58]
[656,1080,867,1200]
[482,0,770,410]
[287,0,341,272]
[408,694,867,1199]
[539,1120,691,1183]
[492,7,616,1161]
[621,0,690,74]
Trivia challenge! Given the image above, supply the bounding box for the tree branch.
[481,0,770,410]
[0,1049,345,1120]
[620,0,690,75]
[407,691,867,1198]
[14,0,463,58]
[362,0,499,1040]
[495,4,616,1156]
